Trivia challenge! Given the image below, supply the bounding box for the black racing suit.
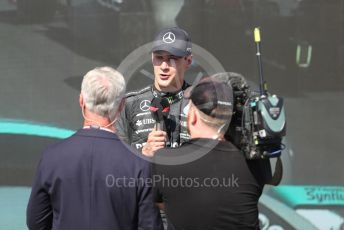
[115,82,191,151]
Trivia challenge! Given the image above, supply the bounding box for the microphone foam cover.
[150,97,170,122]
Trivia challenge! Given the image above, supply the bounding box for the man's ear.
[118,98,126,113]
[113,98,126,121]
[79,94,84,109]
[185,55,193,69]
[189,104,197,125]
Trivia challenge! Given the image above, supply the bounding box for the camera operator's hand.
[142,129,167,157]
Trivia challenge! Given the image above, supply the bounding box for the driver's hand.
[142,130,167,157]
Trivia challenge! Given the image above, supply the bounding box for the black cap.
[152,27,192,57]
[184,77,233,121]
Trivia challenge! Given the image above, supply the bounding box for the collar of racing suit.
[151,81,190,105]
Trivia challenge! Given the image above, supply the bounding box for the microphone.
[149,97,170,131]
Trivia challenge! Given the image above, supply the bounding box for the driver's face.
[152,51,192,92]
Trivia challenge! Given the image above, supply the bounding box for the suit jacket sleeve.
[27,157,53,230]
[137,163,164,230]
[151,162,163,203]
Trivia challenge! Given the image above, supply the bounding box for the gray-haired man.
[27,67,163,230]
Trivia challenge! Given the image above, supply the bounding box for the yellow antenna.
[253,27,266,95]
[254,27,261,43]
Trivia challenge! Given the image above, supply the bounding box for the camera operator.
[152,77,271,229]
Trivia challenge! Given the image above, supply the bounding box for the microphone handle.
[155,122,161,131]
[154,118,167,147]
[160,120,165,131]
[155,120,164,131]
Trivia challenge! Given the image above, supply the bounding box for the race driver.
[115,27,193,156]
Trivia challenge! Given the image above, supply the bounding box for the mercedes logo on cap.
[139,100,151,111]
[162,32,175,44]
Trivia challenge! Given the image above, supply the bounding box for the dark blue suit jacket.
[27,128,163,230]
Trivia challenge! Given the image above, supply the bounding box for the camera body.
[224,74,286,160]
